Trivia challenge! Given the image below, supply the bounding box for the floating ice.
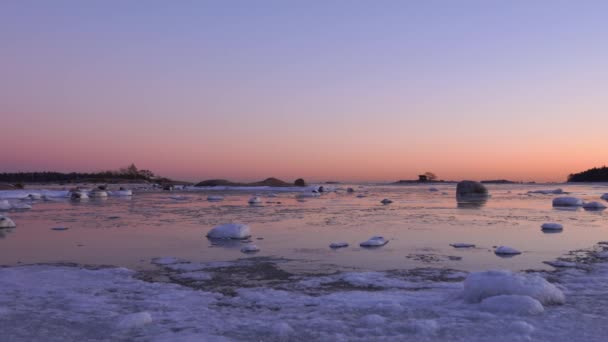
[330,242,349,249]
[24,193,42,200]
[9,202,31,210]
[479,295,544,315]
[0,215,16,228]
[356,194,366,198]
[71,190,89,199]
[450,243,476,248]
[169,195,188,200]
[248,196,262,204]
[429,188,439,192]
[463,270,565,304]
[541,223,563,231]
[110,189,133,196]
[543,260,577,268]
[51,227,69,231]
[360,236,388,247]
[552,197,584,207]
[528,189,564,195]
[241,245,260,253]
[495,246,522,255]
[602,193,608,201]
[151,256,184,265]
[207,195,224,201]
[89,189,108,198]
[117,311,152,329]
[206,223,252,239]
[380,199,393,205]
[582,201,606,210]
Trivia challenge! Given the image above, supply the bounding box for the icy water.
[1,183,607,273]
[2,183,608,341]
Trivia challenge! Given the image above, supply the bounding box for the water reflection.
[456,199,487,209]
[0,228,14,239]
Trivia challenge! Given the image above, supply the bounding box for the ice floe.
[110,189,133,196]
[528,189,564,195]
[360,236,388,247]
[380,198,393,204]
[541,223,563,231]
[552,197,584,207]
[206,223,252,239]
[0,215,16,228]
[248,196,262,204]
[329,242,349,249]
[543,260,577,268]
[240,245,260,253]
[601,193,608,201]
[89,189,108,198]
[495,246,522,255]
[0,200,10,210]
[207,195,224,201]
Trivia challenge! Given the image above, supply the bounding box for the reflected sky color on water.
[1,183,607,273]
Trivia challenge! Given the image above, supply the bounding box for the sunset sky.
[1,1,607,182]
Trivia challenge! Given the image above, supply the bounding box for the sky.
[1,0,607,183]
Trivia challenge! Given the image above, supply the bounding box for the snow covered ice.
[552,196,584,207]
[0,215,16,228]
[206,223,252,239]
[495,246,522,255]
[360,236,389,247]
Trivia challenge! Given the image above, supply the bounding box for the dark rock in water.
[196,179,234,187]
[456,181,489,200]
[347,188,355,193]
[294,178,306,187]
[318,186,324,193]
[97,185,107,190]
[162,184,174,191]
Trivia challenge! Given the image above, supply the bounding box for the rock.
[347,188,355,193]
[206,223,251,239]
[552,197,584,207]
[495,246,522,255]
[330,242,349,249]
[51,227,69,231]
[240,245,260,253]
[601,193,608,201]
[528,189,564,195]
[207,195,224,202]
[456,181,489,200]
[450,243,476,248]
[541,223,563,231]
[360,236,388,247]
[0,215,16,228]
[294,178,306,187]
[380,199,393,205]
[582,201,607,210]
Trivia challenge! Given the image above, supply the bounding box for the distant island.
[196,177,306,187]
[0,164,189,187]
[568,166,608,182]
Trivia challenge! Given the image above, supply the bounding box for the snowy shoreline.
[2,244,608,341]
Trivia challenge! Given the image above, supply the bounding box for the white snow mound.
[360,236,388,247]
[463,270,565,305]
[480,295,544,315]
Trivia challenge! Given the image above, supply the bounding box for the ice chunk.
[51,227,69,231]
[480,295,544,315]
[89,189,108,198]
[495,246,522,255]
[429,187,439,192]
[330,242,349,249]
[0,215,16,228]
[360,236,388,247]
[206,223,252,239]
[117,311,152,329]
[552,197,584,207]
[0,200,10,210]
[543,260,577,268]
[240,245,260,253]
[582,201,606,210]
[10,202,31,210]
[450,243,476,248]
[151,256,184,265]
[601,193,608,201]
[380,199,393,204]
[463,270,565,304]
[174,271,213,281]
[70,190,89,199]
[24,193,42,200]
[248,196,262,204]
[110,190,132,196]
[541,223,563,231]
[207,195,224,201]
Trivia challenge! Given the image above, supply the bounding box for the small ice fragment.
[151,257,183,265]
[271,322,294,338]
[89,189,108,198]
[51,227,69,231]
[356,194,366,198]
[541,223,563,231]
[380,198,393,205]
[111,189,132,196]
[528,189,563,194]
[429,188,439,192]
[329,242,349,249]
[0,200,10,210]
[248,196,262,204]
[10,202,31,210]
[595,251,608,259]
[207,223,252,239]
[240,245,260,253]
[170,195,187,200]
[479,295,544,315]
[552,196,584,207]
[70,190,88,199]
[495,246,521,255]
[543,260,577,268]
[207,195,224,201]
[450,243,476,248]
[0,215,16,228]
[601,193,608,201]
[582,201,606,210]
[360,236,388,247]
[347,188,355,193]
[25,193,42,200]
[117,311,152,329]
